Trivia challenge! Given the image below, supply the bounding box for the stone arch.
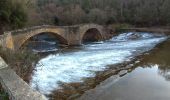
[12,28,68,50]
[79,24,104,44]
[20,32,68,49]
[82,28,103,43]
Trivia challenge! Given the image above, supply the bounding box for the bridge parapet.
[8,25,64,35]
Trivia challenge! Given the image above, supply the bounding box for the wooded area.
[1,0,170,31]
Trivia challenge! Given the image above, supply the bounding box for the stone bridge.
[0,24,109,50]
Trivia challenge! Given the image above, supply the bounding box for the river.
[78,34,170,100]
[29,32,169,100]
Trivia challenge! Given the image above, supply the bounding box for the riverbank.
[107,24,170,35]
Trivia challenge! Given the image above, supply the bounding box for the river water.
[29,32,169,99]
[79,35,170,100]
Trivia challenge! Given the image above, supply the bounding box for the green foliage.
[0,0,29,31]
[1,0,170,28]
[10,3,27,29]
[0,0,11,23]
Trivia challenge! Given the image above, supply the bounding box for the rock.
[128,33,141,40]
[60,83,76,91]
[0,68,47,100]
[98,75,119,88]
[0,57,8,69]
[119,70,128,76]
[128,68,133,71]
[68,93,81,100]
[135,60,140,64]
[103,70,116,77]
[125,65,132,69]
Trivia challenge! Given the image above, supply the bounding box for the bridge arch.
[12,27,68,50]
[20,32,68,49]
[82,28,103,43]
[79,24,104,44]
[2,24,107,50]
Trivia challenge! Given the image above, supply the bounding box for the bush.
[0,0,31,31]
[0,47,39,83]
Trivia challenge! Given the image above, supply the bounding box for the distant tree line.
[1,0,170,32]
[31,0,170,26]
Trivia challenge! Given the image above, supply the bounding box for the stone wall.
[0,57,47,100]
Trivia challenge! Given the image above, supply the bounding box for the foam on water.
[30,32,167,94]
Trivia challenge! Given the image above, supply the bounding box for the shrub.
[0,47,39,83]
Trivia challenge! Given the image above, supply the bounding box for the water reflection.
[78,37,170,100]
[140,38,170,81]
[85,65,170,100]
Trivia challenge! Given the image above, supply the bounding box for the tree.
[12,0,170,26]
[0,0,32,32]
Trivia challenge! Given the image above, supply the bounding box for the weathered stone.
[68,93,81,100]
[125,65,132,69]
[97,75,119,88]
[135,60,140,64]
[0,57,47,100]
[118,70,128,76]
[0,57,8,69]
[0,24,110,50]
[0,68,47,100]
[102,70,116,77]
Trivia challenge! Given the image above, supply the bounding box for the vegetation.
[30,0,170,26]
[0,0,170,99]
[1,0,170,33]
[0,47,39,83]
[0,0,33,32]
